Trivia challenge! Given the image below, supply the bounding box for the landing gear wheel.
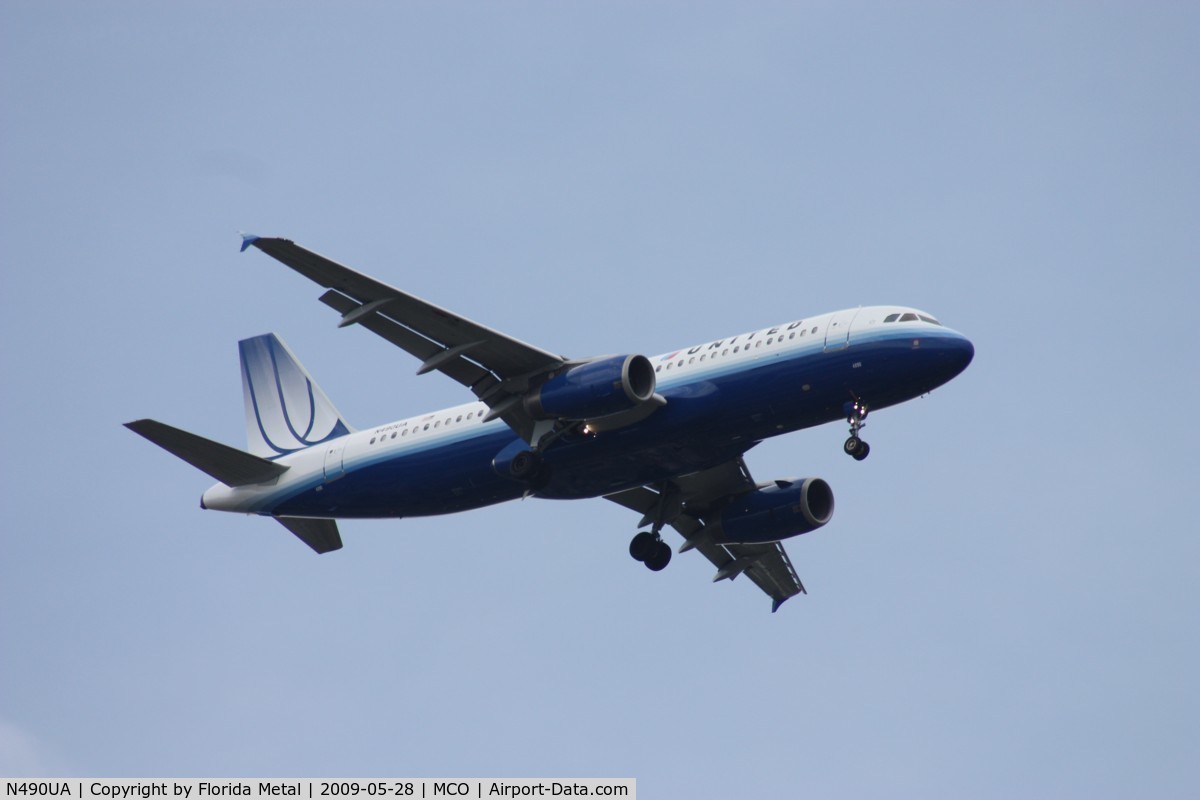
[509,450,542,481]
[643,541,672,572]
[844,436,871,460]
[629,531,658,562]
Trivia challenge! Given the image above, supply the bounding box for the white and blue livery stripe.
[239,333,353,458]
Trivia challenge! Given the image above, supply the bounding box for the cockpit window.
[886,311,942,324]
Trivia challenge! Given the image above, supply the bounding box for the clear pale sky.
[2,3,1197,797]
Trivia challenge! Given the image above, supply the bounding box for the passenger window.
[369,437,376,444]
[423,424,430,431]
[811,327,817,334]
[722,349,729,355]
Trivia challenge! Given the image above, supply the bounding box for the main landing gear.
[508,449,550,489]
[629,483,674,572]
[844,400,871,461]
[505,421,584,490]
[508,449,541,480]
[629,530,672,571]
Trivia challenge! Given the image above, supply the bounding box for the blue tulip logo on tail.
[239,333,353,458]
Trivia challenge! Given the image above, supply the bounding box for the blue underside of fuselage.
[269,330,973,519]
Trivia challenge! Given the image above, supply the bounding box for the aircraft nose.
[943,333,975,377]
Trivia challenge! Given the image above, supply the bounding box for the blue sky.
[2,3,1197,796]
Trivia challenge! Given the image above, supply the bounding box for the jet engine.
[525,354,656,420]
[716,478,835,544]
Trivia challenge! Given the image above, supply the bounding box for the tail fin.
[239,333,354,458]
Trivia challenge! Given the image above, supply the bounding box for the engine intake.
[716,478,835,544]
[525,354,656,420]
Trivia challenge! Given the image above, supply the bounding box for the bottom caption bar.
[2,781,635,800]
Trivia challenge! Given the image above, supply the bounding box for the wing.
[605,458,806,612]
[241,235,568,441]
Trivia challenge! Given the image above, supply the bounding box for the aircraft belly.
[271,429,524,518]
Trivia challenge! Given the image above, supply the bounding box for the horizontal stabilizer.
[276,517,343,553]
[125,419,289,487]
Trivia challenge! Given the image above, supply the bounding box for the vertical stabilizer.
[240,333,354,457]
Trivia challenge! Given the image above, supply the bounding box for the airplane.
[126,235,974,612]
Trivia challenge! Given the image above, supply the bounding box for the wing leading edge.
[605,458,807,612]
[241,235,567,441]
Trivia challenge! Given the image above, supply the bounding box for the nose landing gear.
[844,400,871,461]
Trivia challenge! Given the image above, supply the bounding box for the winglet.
[771,579,806,613]
[239,233,260,253]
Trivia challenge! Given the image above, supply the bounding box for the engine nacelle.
[525,354,656,420]
[716,478,835,544]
